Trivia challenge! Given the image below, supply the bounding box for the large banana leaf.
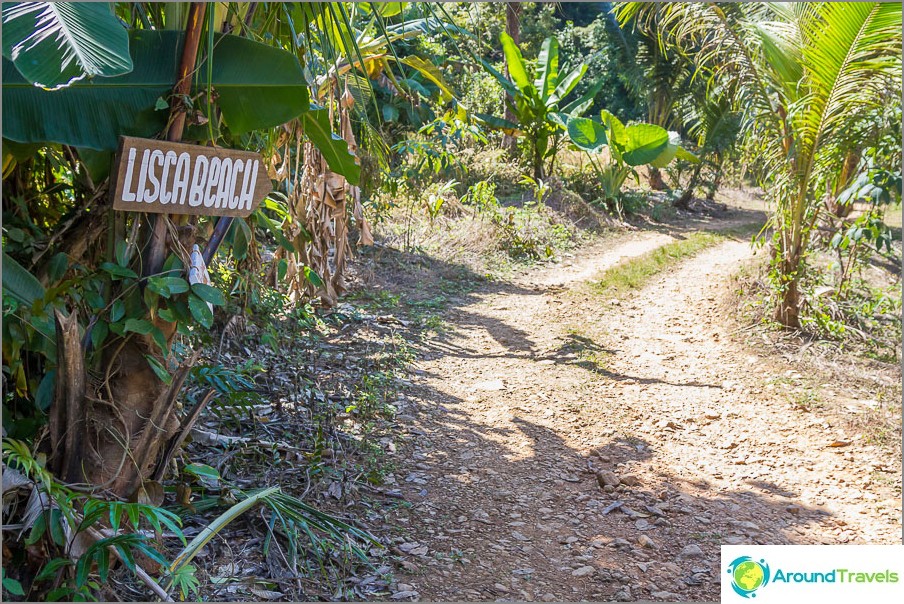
[499,32,532,95]
[1,1,133,90]
[300,107,361,186]
[566,117,608,153]
[204,33,310,135]
[535,37,559,100]
[3,30,310,150]
[3,30,174,150]
[473,112,519,135]
[561,79,604,116]
[548,64,587,106]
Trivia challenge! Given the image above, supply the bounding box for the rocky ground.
[353,203,902,602]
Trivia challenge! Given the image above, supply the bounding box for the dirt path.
[377,215,901,602]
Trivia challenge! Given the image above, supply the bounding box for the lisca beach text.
[111,136,272,217]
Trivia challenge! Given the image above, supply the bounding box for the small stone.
[493,583,510,593]
[572,565,596,577]
[638,535,657,549]
[651,591,681,600]
[397,584,415,592]
[390,591,418,600]
[604,485,616,493]
[620,475,640,487]
[596,470,620,488]
[541,593,557,602]
[786,505,801,515]
[679,544,705,558]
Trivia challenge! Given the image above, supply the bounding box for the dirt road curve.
[379,216,902,602]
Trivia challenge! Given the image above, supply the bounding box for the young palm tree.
[647,2,902,327]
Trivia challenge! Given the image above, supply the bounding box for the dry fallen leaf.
[828,440,851,448]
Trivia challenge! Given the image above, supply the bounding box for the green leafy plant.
[566,109,697,216]
[476,34,600,178]
[650,2,902,327]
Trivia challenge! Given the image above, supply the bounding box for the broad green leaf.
[303,266,324,288]
[535,37,559,100]
[230,218,250,261]
[300,106,360,185]
[499,32,532,94]
[187,294,213,328]
[675,147,700,164]
[2,575,25,596]
[46,252,68,283]
[34,369,55,412]
[183,463,220,482]
[191,283,226,307]
[622,123,670,166]
[3,30,175,150]
[123,318,154,335]
[382,103,399,122]
[548,111,570,129]
[2,2,133,89]
[549,64,586,106]
[566,117,608,153]
[561,79,604,116]
[3,30,310,150]
[648,131,682,169]
[599,109,627,147]
[1,252,44,305]
[100,262,137,280]
[144,354,172,385]
[207,33,309,134]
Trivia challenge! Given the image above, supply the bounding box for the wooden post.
[144,2,207,277]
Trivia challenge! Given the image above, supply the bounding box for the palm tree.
[650,2,902,327]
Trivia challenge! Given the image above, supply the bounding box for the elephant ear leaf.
[675,146,700,163]
[566,117,607,153]
[2,1,133,90]
[599,109,627,148]
[622,123,670,166]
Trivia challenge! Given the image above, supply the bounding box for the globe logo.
[727,556,771,598]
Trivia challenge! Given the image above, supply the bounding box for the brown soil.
[369,205,902,601]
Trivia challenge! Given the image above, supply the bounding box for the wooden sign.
[111,136,271,217]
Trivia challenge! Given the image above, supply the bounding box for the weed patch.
[590,232,724,297]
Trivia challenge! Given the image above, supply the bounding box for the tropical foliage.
[638,1,903,326]
[566,109,697,216]
[476,34,599,178]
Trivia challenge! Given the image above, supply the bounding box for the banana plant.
[476,34,601,179]
[566,110,697,217]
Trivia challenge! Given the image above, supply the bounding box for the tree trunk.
[673,163,702,210]
[648,167,666,190]
[502,2,521,155]
[773,271,802,329]
[47,3,209,499]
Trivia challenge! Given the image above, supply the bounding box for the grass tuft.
[591,231,724,297]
